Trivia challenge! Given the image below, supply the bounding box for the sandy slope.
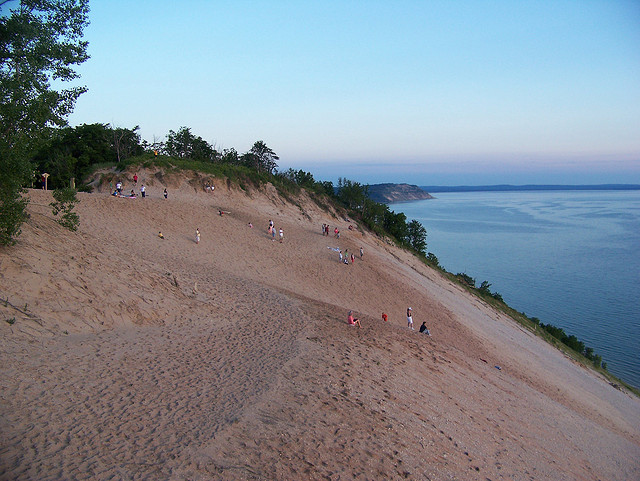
[0,168,638,480]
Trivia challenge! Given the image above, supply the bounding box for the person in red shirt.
[347,310,362,328]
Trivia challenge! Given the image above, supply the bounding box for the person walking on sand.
[339,250,343,263]
[272,226,276,241]
[350,253,355,264]
[195,228,200,244]
[164,188,168,199]
[360,246,364,259]
[140,184,146,198]
[133,173,138,185]
[279,228,284,243]
[407,307,414,330]
[347,310,362,328]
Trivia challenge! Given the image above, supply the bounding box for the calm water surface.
[396,190,640,389]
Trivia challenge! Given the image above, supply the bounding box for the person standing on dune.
[407,307,414,330]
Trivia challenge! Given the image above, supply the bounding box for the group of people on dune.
[348,307,431,335]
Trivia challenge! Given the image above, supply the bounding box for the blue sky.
[67,0,640,185]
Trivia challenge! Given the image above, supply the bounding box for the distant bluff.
[367,183,434,203]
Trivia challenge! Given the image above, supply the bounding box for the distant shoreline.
[419,184,640,193]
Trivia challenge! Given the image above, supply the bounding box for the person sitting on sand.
[419,321,431,336]
[382,313,388,322]
[347,310,362,328]
[158,231,164,239]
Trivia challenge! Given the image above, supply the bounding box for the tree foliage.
[407,219,427,255]
[33,123,112,188]
[50,187,79,231]
[242,140,279,174]
[0,0,90,245]
[164,126,218,162]
[0,0,90,141]
[112,125,143,162]
[0,159,30,245]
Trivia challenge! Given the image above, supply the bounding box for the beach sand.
[1,169,638,480]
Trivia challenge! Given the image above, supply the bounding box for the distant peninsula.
[419,184,640,193]
[367,183,434,203]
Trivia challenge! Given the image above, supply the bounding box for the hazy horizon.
[64,1,639,186]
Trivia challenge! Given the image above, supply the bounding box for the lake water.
[395,190,640,389]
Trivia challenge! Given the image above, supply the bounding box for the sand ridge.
[0,169,638,480]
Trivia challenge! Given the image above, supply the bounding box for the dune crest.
[1,169,638,480]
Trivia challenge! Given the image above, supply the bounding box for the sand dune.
[0,168,638,480]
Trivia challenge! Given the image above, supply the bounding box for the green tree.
[383,210,408,243]
[0,156,30,245]
[407,219,427,255]
[50,187,79,231]
[0,0,90,245]
[221,148,239,165]
[245,141,279,174]
[315,180,334,197]
[337,178,367,210]
[33,123,115,189]
[280,168,316,189]
[112,125,143,163]
[164,126,216,162]
[426,252,440,268]
[456,273,475,288]
[592,354,602,369]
